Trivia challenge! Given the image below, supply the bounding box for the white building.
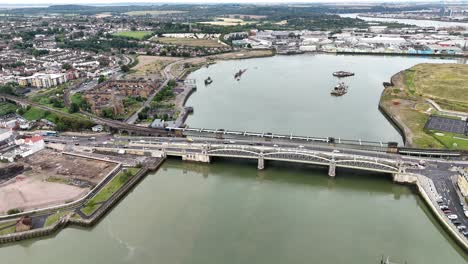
[0,128,12,142]
[14,135,45,158]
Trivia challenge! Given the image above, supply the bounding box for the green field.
[380,63,468,150]
[0,221,16,235]
[405,63,468,111]
[0,102,17,116]
[44,211,71,227]
[113,31,153,40]
[23,107,48,121]
[155,37,225,48]
[81,168,140,216]
[428,131,468,150]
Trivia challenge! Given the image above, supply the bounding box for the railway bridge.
[158,143,406,177]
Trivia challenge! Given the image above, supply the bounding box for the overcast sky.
[0,0,441,5]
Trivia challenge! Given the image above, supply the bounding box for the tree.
[98,75,107,84]
[98,57,110,67]
[62,63,72,70]
[101,108,114,119]
[121,65,130,72]
[167,79,176,87]
[69,102,79,113]
[7,208,22,215]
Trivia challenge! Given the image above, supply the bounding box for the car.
[229,140,236,144]
[332,149,340,153]
[447,214,458,220]
[273,144,279,147]
[460,202,464,206]
[298,145,304,148]
[439,205,449,210]
[74,142,80,146]
[443,210,452,214]
[462,231,468,237]
[457,225,466,230]
[72,136,77,139]
[453,220,462,226]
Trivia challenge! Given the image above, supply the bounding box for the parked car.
[447,214,458,220]
[457,225,466,230]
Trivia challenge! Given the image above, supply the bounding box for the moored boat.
[204,77,213,85]
[333,71,355,78]
[330,82,348,96]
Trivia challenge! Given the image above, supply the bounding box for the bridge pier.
[328,159,336,177]
[258,155,265,170]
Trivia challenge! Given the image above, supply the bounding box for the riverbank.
[379,63,468,149]
[163,49,275,127]
[394,173,468,252]
[0,155,165,245]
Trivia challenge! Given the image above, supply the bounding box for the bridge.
[164,143,403,176]
[1,93,466,158]
[73,138,415,177]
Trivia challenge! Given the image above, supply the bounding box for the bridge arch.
[207,148,260,158]
[335,159,398,173]
[264,151,331,163]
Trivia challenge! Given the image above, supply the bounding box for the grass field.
[405,63,468,111]
[23,107,48,121]
[155,37,225,48]
[124,10,186,16]
[44,211,71,227]
[0,102,17,116]
[0,221,16,235]
[429,131,468,150]
[380,63,468,150]
[81,168,140,216]
[113,31,153,40]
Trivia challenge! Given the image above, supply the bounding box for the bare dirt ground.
[22,149,114,184]
[130,55,182,80]
[0,149,116,214]
[0,178,87,214]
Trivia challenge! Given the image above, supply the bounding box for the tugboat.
[330,82,348,96]
[333,71,355,78]
[204,77,213,85]
[234,69,247,80]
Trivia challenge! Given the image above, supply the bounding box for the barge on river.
[330,82,348,96]
[333,71,355,78]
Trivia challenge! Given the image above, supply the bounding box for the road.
[124,58,181,124]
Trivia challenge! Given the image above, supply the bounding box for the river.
[1,54,467,263]
[340,13,468,29]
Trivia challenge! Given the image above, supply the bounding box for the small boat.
[333,71,355,78]
[330,82,348,96]
[204,77,213,85]
[234,69,247,80]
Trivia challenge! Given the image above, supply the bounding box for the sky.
[0,0,444,5]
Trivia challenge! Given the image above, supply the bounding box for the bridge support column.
[328,159,336,177]
[258,155,264,170]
